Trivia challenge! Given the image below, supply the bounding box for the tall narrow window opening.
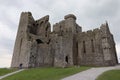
[83,41,86,53]
[91,39,94,52]
[65,56,68,63]
[45,25,49,37]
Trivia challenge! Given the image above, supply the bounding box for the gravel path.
[62,65,120,80]
[0,69,24,79]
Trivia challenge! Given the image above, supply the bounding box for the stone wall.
[11,12,34,68]
[11,12,118,68]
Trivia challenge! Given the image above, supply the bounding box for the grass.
[0,68,17,76]
[1,66,90,80]
[96,69,120,80]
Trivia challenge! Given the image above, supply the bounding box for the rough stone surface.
[11,12,118,68]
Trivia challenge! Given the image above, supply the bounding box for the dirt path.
[62,65,120,80]
[0,69,24,79]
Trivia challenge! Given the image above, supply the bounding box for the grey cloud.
[32,0,56,10]
[83,0,120,17]
[0,0,22,8]
[0,38,14,52]
[70,0,120,45]
[0,13,18,31]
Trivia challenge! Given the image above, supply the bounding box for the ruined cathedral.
[11,12,118,68]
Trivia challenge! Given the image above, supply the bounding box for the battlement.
[21,12,32,15]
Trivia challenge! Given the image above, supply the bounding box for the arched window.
[36,39,43,44]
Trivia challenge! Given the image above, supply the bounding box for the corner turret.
[64,14,77,33]
[100,21,111,35]
[64,14,76,20]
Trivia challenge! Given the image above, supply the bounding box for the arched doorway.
[65,56,68,63]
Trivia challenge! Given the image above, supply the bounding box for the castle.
[11,12,118,68]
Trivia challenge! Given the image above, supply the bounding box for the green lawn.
[1,66,90,80]
[96,70,120,80]
[0,68,16,76]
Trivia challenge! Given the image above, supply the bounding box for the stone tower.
[11,12,118,68]
[11,12,52,68]
[11,12,33,68]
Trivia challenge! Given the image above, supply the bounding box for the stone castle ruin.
[11,12,118,68]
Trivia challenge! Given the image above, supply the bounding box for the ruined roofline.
[21,12,50,23]
[21,12,32,15]
[64,14,76,20]
[80,21,111,35]
[53,14,77,26]
[81,28,100,33]
[21,12,111,34]
[36,15,49,22]
[100,21,110,30]
[21,12,77,28]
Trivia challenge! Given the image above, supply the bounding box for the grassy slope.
[96,70,120,80]
[1,66,90,80]
[0,68,16,76]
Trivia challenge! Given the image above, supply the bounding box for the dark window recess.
[19,63,23,69]
[32,55,34,57]
[91,39,94,52]
[46,26,49,31]
[47,39,51,44]
[83,41,86,53]
[36,39,43,44]
[40,21,44,26]
[60,26,61,30]
[76,42,78,57]
[45,33,47,37]
[65,56,68,63]
[45,26,49,37]
[36,24,38,26]
[33,23,35,26]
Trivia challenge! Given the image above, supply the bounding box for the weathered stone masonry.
[11,12,118,68]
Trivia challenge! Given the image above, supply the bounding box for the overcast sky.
[0,0,120,67]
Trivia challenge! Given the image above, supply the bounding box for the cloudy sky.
[0,0,120,67]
